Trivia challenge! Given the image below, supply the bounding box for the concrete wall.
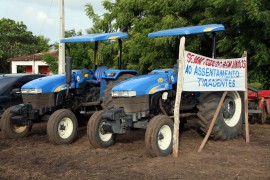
[11,60,48,74]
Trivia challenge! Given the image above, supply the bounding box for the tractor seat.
[86,66,108,85]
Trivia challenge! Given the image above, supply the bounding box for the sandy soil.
[0,120,269,180]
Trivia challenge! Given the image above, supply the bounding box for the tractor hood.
[22,74,75,93]
[112,69,177,96]
[21,69,93,94]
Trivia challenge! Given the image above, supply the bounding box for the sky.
[0,0,106,44]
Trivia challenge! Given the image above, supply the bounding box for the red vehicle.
[248,87,270,124]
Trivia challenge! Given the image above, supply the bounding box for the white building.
[8,51,58,75]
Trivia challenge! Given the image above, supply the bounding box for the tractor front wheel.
[1,106,32,139]
[145,115,173,157]
[47,109,78,145]
[87,110,116,148]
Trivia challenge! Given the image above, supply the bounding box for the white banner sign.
[183,51,246,91]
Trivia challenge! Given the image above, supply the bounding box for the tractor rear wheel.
[197,91,244,140]
[1,106,32,138]
[87,110,116,148]
[47,109,78,145]
[101,74,134,110]
[145,115,173,157]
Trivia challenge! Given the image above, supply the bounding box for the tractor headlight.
[21,88,42,94]
[112,91,136,97]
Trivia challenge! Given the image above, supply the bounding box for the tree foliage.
[85,0,270,87]
[0,18,50,73]
[42,53,58,74]
[62,29,99,70]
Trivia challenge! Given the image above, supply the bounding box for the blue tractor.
[87,24,244,157]
[1,32,137,144]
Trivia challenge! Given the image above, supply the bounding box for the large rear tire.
[101,74,134,110]
[197,91,243,140]
[1,106,32,139]
[87,110,116,148]
[145,115,173,157]
[47,109,78,145]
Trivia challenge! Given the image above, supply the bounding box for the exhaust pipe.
[65,56,72,84]
[65,56,72,97]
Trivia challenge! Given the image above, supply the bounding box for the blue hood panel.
[22,75,71,93]
[112,73,173,96]
[22,69,94,93]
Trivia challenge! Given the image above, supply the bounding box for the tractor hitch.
[102,108,124,121]
[11,104,32,114]
[11,115,29,126]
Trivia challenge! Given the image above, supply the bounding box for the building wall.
[11,60,49,74]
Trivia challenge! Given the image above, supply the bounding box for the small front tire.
[47,109,78,145]
[145,115,173,157]
[1,106,32,139]
[87,110,116,148]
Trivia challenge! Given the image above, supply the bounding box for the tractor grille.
[22,93,55,109]
[113,95,149,113]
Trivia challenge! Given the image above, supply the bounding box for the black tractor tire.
[101,74,134,110]
[47,109,78,145]
[1,106,32,139]
[0,105,5,118]
[145,115,173,157]
[197,91,244,140]
[87,110,116,148]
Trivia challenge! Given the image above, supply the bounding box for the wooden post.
[172,36,185,158]
[242,51,250,143]
[198,91,227,152]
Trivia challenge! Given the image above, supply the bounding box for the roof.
[60,32,128,43]
[148,24,225,38]
[8,50,58,62]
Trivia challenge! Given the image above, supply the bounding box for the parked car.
[0,74,45,118]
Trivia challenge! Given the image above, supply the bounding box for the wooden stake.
[242,51,250,143]
[173,36,185,158]
[198,91,228,152]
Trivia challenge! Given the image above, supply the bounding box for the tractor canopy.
[60,32,128,43]
[148,24,224,38]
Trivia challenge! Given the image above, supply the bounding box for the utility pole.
[58,0,65,74]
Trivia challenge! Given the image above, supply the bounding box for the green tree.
[0,18,50,73]
[43,53,58,74]
[63,29,94,69]
[85,0,210,73]
[203,0,270,88]
[85,0,270,88]
[60,29,119,70]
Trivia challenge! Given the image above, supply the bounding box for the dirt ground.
[0,119,269,180]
